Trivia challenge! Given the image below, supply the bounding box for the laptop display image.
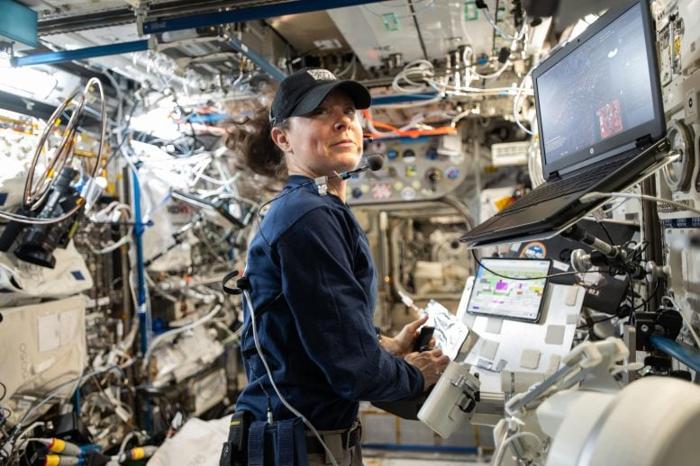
[460,0,668,248]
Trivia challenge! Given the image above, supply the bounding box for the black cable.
[634,283,659,312]
[470,249,603,280]
[0,382,5,402]
[595,219,615,244]
[407,0,429,61]
[576,274,632,330]
[491,0,499,55]
[577,313,619,329]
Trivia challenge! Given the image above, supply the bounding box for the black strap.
[223,270,251,295]
[219,411,251,466]
[304,430,360,454]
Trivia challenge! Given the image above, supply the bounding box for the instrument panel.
[347,135,469,205]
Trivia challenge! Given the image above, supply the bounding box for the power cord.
[243,290,339,466]
[581,192,700,215]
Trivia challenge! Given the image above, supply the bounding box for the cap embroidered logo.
[306,69,337,81]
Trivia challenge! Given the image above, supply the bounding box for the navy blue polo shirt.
[235,175,424,430]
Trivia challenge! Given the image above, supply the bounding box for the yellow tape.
[45,455,61,466]
[131,447,145,460]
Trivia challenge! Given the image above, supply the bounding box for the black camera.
[0,167,83,268]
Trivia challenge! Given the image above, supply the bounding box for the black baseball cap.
[269,68,371,126]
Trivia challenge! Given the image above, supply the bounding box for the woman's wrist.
[379,335,402,357]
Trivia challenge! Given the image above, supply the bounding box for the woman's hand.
[405,348,450,390]
[379,314,432,358]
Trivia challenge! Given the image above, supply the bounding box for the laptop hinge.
[635,134,652,148]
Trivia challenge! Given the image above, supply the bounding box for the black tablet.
[467,258,552,323]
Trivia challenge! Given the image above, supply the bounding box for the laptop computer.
[460,0,668,248]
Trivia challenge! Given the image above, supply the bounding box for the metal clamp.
[451,372,480,414]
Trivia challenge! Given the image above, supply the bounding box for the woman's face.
[272,89,364,177]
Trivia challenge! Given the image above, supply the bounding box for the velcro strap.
[276,420,295,466]
[248,421,266,466]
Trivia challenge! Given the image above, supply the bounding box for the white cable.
[370,95,443,110]
[451,109,473,128]
[141,304,222,372]
[5,422,45,461]
[212,320,243,345]
[392,60,436,94]
[334,56,356,78]
[471,60,510,80]
[600,195,633,215]
[89,233,131,254]
[145,273,178,302]
[118,430,140,458]
[84,203,133,254]
[581,192,700,215]
[482,8,527,41]
[494,431,543,466]
[679,312,700,349]
[0,206,83,225]
[426,79,516,94]
[390,58,520,107]
[13,366,121,432]
[512,71,534,136]
[243,290,339,466]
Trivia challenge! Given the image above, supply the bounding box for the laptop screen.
[534,1,664,175]
[467,258,551,322]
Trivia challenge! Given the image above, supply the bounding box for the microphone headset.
[314,153,383,195]
[254,153,384,245]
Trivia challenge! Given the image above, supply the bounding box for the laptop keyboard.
[501,157,629,213]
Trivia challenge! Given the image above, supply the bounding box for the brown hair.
[225,107,288,178]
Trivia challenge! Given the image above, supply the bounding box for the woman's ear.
[271,126,292,154]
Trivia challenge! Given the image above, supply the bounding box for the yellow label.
[45,455,61,466]
[495,196,514,212]
[49,438,66,453]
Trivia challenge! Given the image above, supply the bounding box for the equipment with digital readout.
[466,258,551,322]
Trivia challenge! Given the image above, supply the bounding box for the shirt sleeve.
[275,206,424,402]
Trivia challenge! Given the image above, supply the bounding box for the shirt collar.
[284,175,346,205]
[286,174,313,187]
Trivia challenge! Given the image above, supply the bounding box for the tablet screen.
[467,258,551,322]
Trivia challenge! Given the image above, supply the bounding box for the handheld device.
[413,326,435,352]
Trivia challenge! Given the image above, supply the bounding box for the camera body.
[0,167,82,269]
